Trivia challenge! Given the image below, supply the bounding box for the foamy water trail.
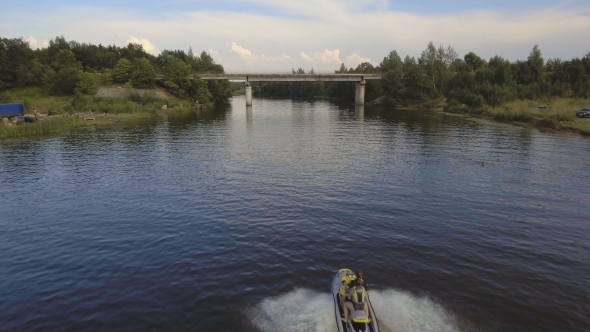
[249,288,468,332]
[370,289,464,332]
[249,288,336,332]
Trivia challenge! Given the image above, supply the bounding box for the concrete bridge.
[200,73,382,106]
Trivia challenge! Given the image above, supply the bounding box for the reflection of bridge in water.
[201,73,382,106]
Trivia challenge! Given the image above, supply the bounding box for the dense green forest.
[0,36,232,104]
[255,42,590,110]
[2,36,589,111]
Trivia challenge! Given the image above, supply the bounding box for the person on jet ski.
[342,280,371,323]
[355,270,369,292]
[339,272,356,310]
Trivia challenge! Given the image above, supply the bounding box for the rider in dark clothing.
[355,270,369,291]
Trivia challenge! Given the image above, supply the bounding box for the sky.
[2,0,590,70]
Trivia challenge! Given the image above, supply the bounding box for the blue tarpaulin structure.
[0,104,25,117]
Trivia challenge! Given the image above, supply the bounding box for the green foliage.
[71,94,89,111]
[0,37,35,91]
[381,69,404,105]
[464,52,486,72]
[479,83,515,108]
[53,49,81,71]
[103,69,113,85]
[258,43,587,110]
[194,78,212,104]
[159,56,194,98]
[3,34,590,117]
[0,116,85,139]
[208,80,232,103]
[400,65,430,104]
[127,92,165,105]
[527,45,545,83]
[157,49,224,74]
[156,56,224,103]
[44,67,80,96]
[163,80,181,96]
[131,58,156,88]
[164,56,192,81]
[112,58,133,83]
[381,50,403,72]
[75,71,97,95]
[30,59,46,82]
[355,62,376,73]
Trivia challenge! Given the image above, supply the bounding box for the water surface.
[1,97,589,332]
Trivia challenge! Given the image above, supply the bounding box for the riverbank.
[0,87,211,139]
[444,98,590,136]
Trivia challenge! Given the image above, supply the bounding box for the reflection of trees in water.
[358,107,534,151]
[289,99,324,128]
[360,106,444,135]
[167,103,231,136]
[0,138,45,179]
[60,116,162,149]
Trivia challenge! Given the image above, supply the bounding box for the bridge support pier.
[355,105,365,119]
[245,82,253,106]
[355,80,366,105]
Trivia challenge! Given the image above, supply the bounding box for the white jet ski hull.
[332,268,380,332]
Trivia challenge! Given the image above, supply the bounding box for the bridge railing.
[155,73,382,81]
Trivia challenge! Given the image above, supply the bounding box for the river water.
[0,97,589,332]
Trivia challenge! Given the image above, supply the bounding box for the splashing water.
[249,288,336,332]
[249,288,467,332]
[370,289,464,332]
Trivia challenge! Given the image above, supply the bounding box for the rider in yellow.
[342,280,371,324]
[339,272,356,311]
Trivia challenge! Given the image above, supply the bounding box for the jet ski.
[332,268,380,332]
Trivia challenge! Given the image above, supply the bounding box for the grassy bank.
[0,113,161,139]
[446,98,590,136]
[0,87,210,139]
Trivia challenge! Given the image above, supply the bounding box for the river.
[1,96,589,332]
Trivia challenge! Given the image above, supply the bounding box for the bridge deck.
[199,74,381,81]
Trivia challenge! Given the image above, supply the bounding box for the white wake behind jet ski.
[332,269,380,332]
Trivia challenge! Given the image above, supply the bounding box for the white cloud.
[208,48,220,57]
[228,42,252,58]
[301,49,342,64]
[226,42,293,66]
[3,3,590,70]
[26,37,49,49]
[126,36,159,55]
[346,53,377,67]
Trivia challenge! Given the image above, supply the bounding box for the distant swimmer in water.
[481,161,486,167]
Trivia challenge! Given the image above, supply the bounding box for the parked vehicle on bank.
[576,108,590,118]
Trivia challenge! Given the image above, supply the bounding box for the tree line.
[0,36,232,104]
[255,42,590,109]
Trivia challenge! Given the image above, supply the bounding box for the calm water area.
[0,96,589,332]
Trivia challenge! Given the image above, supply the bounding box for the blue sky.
[3,0,584,14]
[2,0,589,70]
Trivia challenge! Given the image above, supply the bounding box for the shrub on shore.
[0,117,86,138]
